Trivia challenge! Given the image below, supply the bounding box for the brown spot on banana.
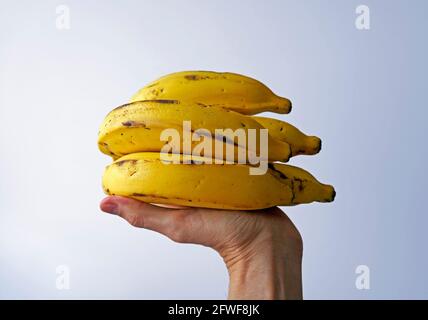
[268,163,288,180]
[145,99,179,104]
[184,74,200,80]
[290,180,296,203]
[295,178,305,191]
[122,120,146,127]
[184,74,218,81]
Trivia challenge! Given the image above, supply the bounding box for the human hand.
[100,196,303,300]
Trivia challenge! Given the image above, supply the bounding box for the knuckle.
[167,211,192,242]
[171,210,191,227]
[169,228,188,243]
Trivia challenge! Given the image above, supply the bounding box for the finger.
[100,195,176,230]
[100,196,201,243]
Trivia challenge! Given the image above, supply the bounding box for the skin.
[100,196,303,300]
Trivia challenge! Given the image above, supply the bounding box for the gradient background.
[1,0,427,299]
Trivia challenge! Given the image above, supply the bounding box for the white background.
[1,0,427,299]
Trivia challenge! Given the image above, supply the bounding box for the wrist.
[221,232,303,300]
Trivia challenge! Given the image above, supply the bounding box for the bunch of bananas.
[98,71,335,210]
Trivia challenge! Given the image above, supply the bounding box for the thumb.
[100,196,201,244]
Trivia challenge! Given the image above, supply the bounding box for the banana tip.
[326,185,336,202]
[285,98,292,114]
[331,187,336,201]
[274,96,292,114]
[309,136,322,154]
[286,99,292,113]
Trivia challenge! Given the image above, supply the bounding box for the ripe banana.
[253,116,322,156]
[99,71,335,210]
[98,100,291,162]
[102,152,336,210]
[130,71,291,115]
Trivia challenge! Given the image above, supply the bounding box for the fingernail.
[101,201,119,214]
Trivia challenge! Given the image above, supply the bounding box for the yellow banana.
[253,116,322,156]
[102,152,335,210]
[130,71,291,115]
[98,100,291,162]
